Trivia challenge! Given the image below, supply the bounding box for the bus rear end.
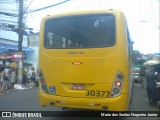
[39,10,129,111]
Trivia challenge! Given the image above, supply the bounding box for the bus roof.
[42,9,124,20]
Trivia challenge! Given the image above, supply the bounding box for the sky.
[26,0,160,54]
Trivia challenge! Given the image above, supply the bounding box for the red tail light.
[115,81,121,87]
[39,69,48,94]
[40,79,45,84]
[109,70,124,98]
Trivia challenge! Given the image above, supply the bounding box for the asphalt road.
[0,83,159,120]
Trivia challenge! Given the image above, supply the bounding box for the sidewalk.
[14,84,35,90]
[129,83,159,111]
[0,83,36,96]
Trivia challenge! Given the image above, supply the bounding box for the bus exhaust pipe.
[62,107,69,110]
[50,102,55,105]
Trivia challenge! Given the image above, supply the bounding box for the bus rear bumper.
[39,91,129,111]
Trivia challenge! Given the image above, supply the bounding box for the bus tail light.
[40,79,45,84]
[39,70,48,94]
[115,81,121,87]
[109,70,124,98]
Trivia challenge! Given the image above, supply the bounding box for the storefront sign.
[13,52,23,60]
[0,52,23,61]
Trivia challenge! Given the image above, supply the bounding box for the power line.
[0,1,16,3]
[23,0,34,14]
[0,8,17,11]
[0,11,18,17]
[0,19,17,23]
[0,0,17,4]
[26,0,71,13]
[1,0,16,2]
[0,0,71,16]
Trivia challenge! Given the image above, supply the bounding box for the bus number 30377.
[86,90,108,97]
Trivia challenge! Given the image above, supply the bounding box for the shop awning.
[0,43,34,52]
[23,60,32,66]
[143,60,160,67]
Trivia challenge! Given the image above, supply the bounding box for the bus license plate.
[70,84,85,90]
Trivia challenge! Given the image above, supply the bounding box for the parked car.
[134,67,141,83]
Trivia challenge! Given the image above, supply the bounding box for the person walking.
[10,68,16,90]
[30,67,37,87]
[0,64,5,72]
[27,67,32,80]
[22,68,27,86]
[140,66,146,88]
[146,66,157,106]
[0,64,5,95]
[1,70,9,95]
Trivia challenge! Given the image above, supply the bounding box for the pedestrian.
[0,64,5,72]
[22,68,27,85]
[0,70,9,95]
[146,66,157,106]
[0,64,5,95]
[140,66,146,88]
[30,67,37,87]
[10,68,16,90]
[27,67,32,80]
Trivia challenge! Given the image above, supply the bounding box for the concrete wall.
[27,33,39,70]
[26,46,39,70]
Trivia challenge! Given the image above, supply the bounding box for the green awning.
[23,60,32,66]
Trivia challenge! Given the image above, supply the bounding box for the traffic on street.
[0,82,159,120]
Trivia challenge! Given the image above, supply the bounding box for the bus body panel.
[39,10,133,111]
[39,89,128,111]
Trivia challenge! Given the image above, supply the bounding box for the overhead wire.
[23,0,34,14]
[0,19,17,24]
[0,0,71,15]
[0,1,18,17]
[0,0,72,32]
[0,0,17,5]
[26,0,71,13]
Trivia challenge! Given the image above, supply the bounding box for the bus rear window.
[44,14,115,49]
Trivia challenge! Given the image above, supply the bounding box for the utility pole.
[17,0,24,84]
[18,0,24,52]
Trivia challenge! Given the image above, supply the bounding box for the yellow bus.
[38,9,134,111]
